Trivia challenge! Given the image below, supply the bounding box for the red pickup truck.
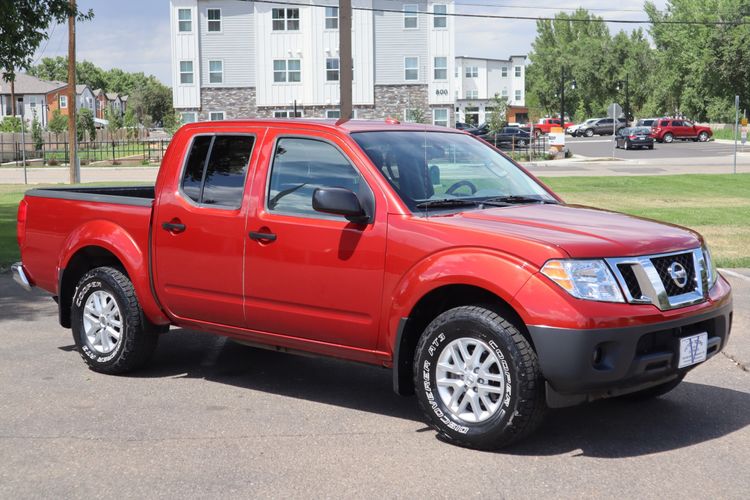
[13,119,732,450]
[533,117,575,136]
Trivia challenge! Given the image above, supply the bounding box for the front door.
[244,131,387,349]
[153,132,260,328]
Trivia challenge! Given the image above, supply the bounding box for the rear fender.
[57,220,168,325]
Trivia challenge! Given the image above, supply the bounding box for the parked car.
[567,118,599,137]
[532,117,575,136]
[455,122,471,130]
[650,118,713,143]
[465,123,489,136]
[578,117,627,137]
[13,119,732,451]
[635,117,660,128]
[615,126,655,150]
[478,126,531,148]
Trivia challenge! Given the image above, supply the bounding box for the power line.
[245,0,750,25]
[31,22,59,66]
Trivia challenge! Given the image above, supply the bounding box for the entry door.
[153,133,258,328]
[244,132,387,349]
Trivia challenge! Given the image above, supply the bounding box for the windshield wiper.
[415,198,481,209]
[480,195,557,205]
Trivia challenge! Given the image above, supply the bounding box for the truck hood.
[445,203,702,258]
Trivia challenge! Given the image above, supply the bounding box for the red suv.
[651,118,712,143]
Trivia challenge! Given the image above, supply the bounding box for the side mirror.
[312,187,371,224]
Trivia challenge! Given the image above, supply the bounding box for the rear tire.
[413,305,546,450]
[71,266,158,374]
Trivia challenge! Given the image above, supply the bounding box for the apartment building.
[169,0,456,126]
[454,55,527,126]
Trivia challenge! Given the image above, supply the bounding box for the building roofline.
[456,55,527,63]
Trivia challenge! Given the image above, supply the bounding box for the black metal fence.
[0,137,170,166]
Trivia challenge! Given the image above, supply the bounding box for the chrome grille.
[651,252,697,296]
[607,248,708,311]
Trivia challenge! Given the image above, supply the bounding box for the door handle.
[249,231,277,242]
[162,222,186,233]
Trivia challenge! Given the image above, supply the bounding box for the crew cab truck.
[13,119,733,450]
[532,117,575,136]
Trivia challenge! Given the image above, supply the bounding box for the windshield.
[351,131,556,213]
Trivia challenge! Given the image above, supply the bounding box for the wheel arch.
[392,283,532,396]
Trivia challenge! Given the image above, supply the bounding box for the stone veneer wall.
[197,84,454,126]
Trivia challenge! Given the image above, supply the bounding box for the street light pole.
[560,67,565,125]
[624,74,629,125]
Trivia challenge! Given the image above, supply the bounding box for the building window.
[207,8,221,32]
[434,57,447,80]
[178,8,192,32]
[465,66,478,78]
[59,95,67,108]
[273,59,301,83]
[501,66,508,78]
[326,58,339,81]
[180,112,197,123]
[515,90,522,101]
[208,60,223,84]
[326,110,340,119]
[273,110,303,118]
[403,5,418,29]
[404,57,418,81]
[325,7,338,29]
[515,65,522,77]
[465,90,478,99]
[272,8,299,31]
[433,4,447,28]
[433,109,449,127]
[209,111,225,121]
[180,61,194,84]
[501,88,508,98]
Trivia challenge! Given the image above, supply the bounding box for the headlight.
[541,259,625,303]
[702,244,718,289]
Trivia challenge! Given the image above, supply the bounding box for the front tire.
[663,133,674,143]
[698,131,709,142]
[584,128,594,137]
[413,306,546,450]
[71,266,158,374]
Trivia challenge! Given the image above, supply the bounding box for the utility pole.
[559,67,565,125]
[337,0,353,124]
[734,95,739,175]
[623,74,629,125]
[67,0,79,184]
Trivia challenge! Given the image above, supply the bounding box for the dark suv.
[579,118,627,137]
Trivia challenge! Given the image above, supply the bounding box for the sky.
[32,0,669,86]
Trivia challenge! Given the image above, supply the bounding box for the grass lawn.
[1,174,748,271]
[712,128,740,141]
[541,173,750,268]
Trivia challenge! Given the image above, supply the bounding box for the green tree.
[123,108,138,140]
[105,106,122,138]
[162,110,182,136]
[405,108,425,123]
[486,93,509,146]
[48,109,67,134]
[77,107,95,143]
[0,2,92,114]
[0,116,24,132]
[31,116,44,151]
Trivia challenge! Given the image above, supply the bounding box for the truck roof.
[179,119,464,135]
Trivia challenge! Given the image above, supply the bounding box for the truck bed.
[26,185,155,206]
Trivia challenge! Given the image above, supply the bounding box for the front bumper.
[528,299,732,407]
[11,262,32,292]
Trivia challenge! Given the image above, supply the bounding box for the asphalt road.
[0,271,748,498]
[567,136,746,160]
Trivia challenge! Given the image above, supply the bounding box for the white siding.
[199,0,255,87]
[171,0,201,108]
[373,0,429,84]
[427,1,454,105]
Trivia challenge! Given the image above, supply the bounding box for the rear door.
[243,130,387,349]
[153,131,262,327]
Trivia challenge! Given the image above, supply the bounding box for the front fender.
[58,219,167,324]
[383,247,538,353]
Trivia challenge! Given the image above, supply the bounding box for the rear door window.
[180,135,255,208]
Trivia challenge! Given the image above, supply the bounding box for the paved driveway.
[0,271,748,498]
